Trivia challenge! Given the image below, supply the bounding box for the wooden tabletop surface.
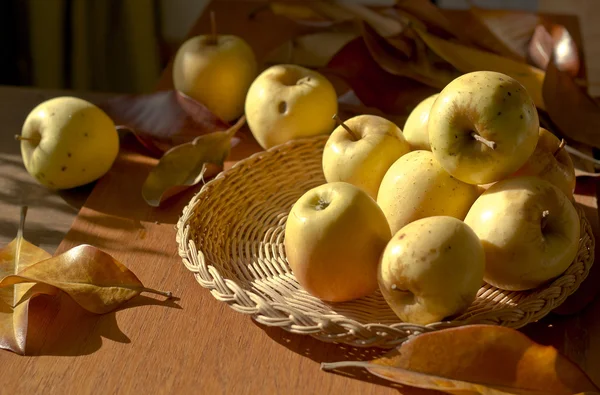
[1,1,600,394]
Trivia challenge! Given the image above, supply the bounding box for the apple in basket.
[322,114,411,199]
[376,150,480,235]
[510,127,576,199]
[284,182,391,302]
[245,64,338,150]
[465,176,580,291]
[378,216,485,325]
[429,71,539,185]
[402,93,439,151]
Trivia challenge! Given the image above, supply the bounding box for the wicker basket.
[176,136,595,348]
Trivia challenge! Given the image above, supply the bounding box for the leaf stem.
[141,288,173,298]
[471,132,496,150]
[332,114,359,141]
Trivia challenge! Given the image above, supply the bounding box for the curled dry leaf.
[0,244,172,315]
[529,25,580,77]
[268,2,333,27]
[468,7,540,61]
[324,37,439,116]
[0,207,57,355]
[100,90,229,156]
[331,1,402,37]
[265,32,358,68]
[322,325,599,395]
[543,58,600,149]
[414,28,546,110]
[361,21,458,89]
[142,116,246,207]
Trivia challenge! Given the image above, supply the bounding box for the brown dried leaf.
[0,207,57,354]
[529,25,580,77]
[265,32,358,68]
[142,116,246,207]
[268,2,334,27]
[395,0,472,43]
[543,58,600,149]
[324,37,438,116]
[322,325,599,395]
[361,21,458,89]
[414,28,546,110]
[0,245,171,315]
[469,7,540,61]
[100,90,229,156]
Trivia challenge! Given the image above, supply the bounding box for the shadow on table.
[253,321,444,395]
[26,292,180,356]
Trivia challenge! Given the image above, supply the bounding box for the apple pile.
[283,70,580,325]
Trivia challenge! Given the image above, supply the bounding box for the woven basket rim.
[176,136,595,348]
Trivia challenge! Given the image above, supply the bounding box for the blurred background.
[1,0,598,94]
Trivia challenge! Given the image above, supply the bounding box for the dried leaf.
[395,0,472,43]
[0,245,171,315]
[100,90,229,156]
[268,2,333,27]
[0,207,57,354]
[543,58,600,149]
[469,7,540,61]
[361,21,458,89]
[322,325,599,395]
[324,37,438,116]
[414,28,546,110]
[265,32,358,68]
[331,1,402,37]
[529,25,580,77]
[141,116,246,207]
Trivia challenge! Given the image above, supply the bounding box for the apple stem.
[471,132,496,150]
[541,210,550,230]
[332,114,358,141]
[554,139,566,157]
[14,134,40,144]
[209,11,217,45]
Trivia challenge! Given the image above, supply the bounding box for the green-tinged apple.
[511,127,575,198]
[377,150,480,234]
[378,216,484,325]
[322,114,411,199]
[429,71,539,185]
[284,182,391,302]
[245,64,338,150]
[403,93,438,151]
[464,176,580,291]
[173,14,257,122]
[18,96,119,190]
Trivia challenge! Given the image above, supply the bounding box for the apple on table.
[173,12,257,122]
[402,93,438,151]
[245,64,338,150]
[18,97,119,190]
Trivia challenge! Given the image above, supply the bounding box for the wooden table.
[1,2,600,394]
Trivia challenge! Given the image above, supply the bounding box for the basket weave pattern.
[176,136,595,348]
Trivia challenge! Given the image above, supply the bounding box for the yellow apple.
[464,176,580,291]
[19,97,119,190]
[511,127,576,198]
[245,64,338,150]
[173,33,257,122]
[403,93,438,151]
[378,216,484,325]
[429,71,539,185]
[377,150,480,235]
[284,182,391,302]
[322,115,411,199]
